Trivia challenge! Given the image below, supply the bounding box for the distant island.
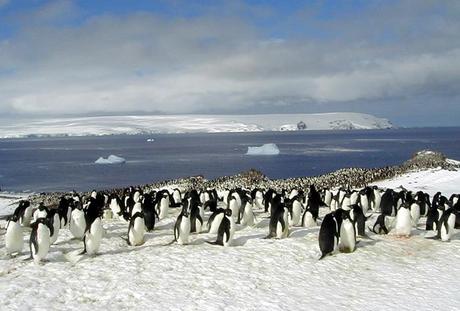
[0,113,392,138]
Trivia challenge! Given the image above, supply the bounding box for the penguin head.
[7,214,20,223]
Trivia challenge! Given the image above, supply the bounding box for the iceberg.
[95,155,126,165]
[246,143,280,156]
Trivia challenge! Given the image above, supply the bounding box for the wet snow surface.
[1,168,460,310]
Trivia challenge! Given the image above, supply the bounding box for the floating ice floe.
[95,155,126,164]
[146,138,155,142]
[246,143,280,156]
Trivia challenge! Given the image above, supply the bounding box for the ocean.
[1,127,459,193]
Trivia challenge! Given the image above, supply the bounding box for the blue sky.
[0,0,459,126]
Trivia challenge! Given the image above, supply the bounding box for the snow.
[1,166,459,310]
[0,113,392,138]
[246,143,280,156]
[94,155,126,165]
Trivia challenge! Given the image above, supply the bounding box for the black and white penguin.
[13,200,32,227]
[172,188,182,208]
[70,201,86,239]
[395,202,412,237]
[207,209,234,247]
[288,195,303,227]
[350,204,368,237]
[108,193,124,220]
[380,189,399,216]
[5,214,24,255]
[33,203,49,222]
[301,205,317,228]
[370,186,382,212]
[82,209,103,255]
[47,209,60,245]
[426,202,440,231]
[142,193,158,232]
[266,195,289,239]
[29,218,53,263]
[438,208,457,242]
[188,199,203,234]
[174,206,191,245]
[369,214,391,234]
[208,208,226,234]
[318,212,339,259]
[323,188,332,208]
[57,197,71,228]
[238,194,255,226]
[127,211,145,246]
[339,209,356,253]
[156,191,170,220]
[251,188,265,210]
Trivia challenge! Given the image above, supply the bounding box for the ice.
[94,155,126,165]
[0,113,392,138]
[246,143,280,156]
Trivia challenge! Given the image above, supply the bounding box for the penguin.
[82,214,103,255]
[350,204,369,237]
[70,201,86,239]
[157,191,170,220]
[108,194,123,220]
[318,212,339,259]
[369,214,391,235]
[173,206,191,245]
[239,195,255,226]
[13,200,32,227]
[33,203,49,222]
[5,214,24,256]
[341,194,352,210]
[339,209,356,253]
[127,211,145,246]
[48,209,60,245]
[359,188,370,214]
[172,188,182,208]
[208,208,226,234]
[301,206,317,228]
[323,188,332,208]
[189,199,203,234]
[29,218,53,263]
[251,188,264,210]
[263,189,276,213]
[438,208,457,242]
[380,189,399,216]
[410,201,421,227]
[207,209,234,247]
[228,196,240,222]
[57,197,71,228]
[426,203,440,231]
[142,193,158,232]
[394,203,412,237]
[371,186,382,212]
[266,195,289,239]
[288,196,303,227]
[350,190,359,205]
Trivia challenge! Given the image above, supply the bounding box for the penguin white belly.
[178,217,191,245]
[339,220,356,253]
[395,208,412,236]
[360,195,369,213]
[22,206,33,226]
[229,200,240,221]
[85,218,103,255]
[70,209,86,239]
[109,200,121,219]
[34,210,47,222]
[6,221,24,255]
[302,211,317,228]
[373,191,381,212]
[129,217,145,246]
[341,197,351,210]
[33,224,50,263]
[289,202,302,227]
[410,203,420,227]
[330,199,337,211]
[132,202,142,215]
[325,191,332,208]
[173,192,181,204]
[441,214,456,242]
[242,203,255,226]
[50,214,60,244]
[159,198,169,219]
[209,213,224,234]
[350,192,359,205]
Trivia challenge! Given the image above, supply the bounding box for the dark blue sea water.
[1,127,460,193]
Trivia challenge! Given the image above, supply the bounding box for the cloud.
[0,0,459,125]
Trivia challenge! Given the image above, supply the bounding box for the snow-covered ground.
[0,113,392,138]
[0,167,459,310]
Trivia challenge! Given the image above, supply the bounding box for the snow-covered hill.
[0,113,392,138]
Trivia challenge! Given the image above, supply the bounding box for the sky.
[0,0,459,126]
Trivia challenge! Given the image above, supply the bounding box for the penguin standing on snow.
[127,200,145,246]
[318,212,339,259]
[5,214,24,256]
[12,200,32,227]
[237,194,255,226]
[207,209,234,247]
[287,195,303,227]
[47,209,60,245]
[339,209,356,253]
[173,206,192,245]
[369,214,391,235]
[70,201,86,239]
[33,203,49,222]
[265,195,289,239]
[82,208,103,255]
[350,204,369,237]
[29,218,53,263]
[437,208,457,242]
[395,203,412,237]
[57,197,71,228]
[207,208,226,234]
[142,193,158,232]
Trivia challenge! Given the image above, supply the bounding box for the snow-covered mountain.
[0,112,392,138]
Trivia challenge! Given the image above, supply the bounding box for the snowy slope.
[0,113,392,138]
[1,167,459,310]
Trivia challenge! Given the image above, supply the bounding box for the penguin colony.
[3,182,460,262]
